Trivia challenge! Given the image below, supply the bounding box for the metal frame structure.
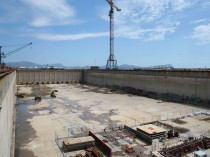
[0,42,32,65]
[106,0,121,70]
[159,137,210,156]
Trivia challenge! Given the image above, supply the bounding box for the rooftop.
[137,124,166,135]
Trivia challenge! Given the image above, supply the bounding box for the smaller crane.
[0,42,32,66]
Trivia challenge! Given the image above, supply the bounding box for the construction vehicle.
[35,96,41,103]
[0,42,32,68]
[51,90,58,98]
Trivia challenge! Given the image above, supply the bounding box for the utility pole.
[106,0,121,69]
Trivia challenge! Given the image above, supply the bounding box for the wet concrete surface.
[15,84,55,157]
[15,99,37,157]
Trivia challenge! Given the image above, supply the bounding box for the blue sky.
[0,0,210,68]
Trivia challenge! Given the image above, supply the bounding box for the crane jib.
[0,42,32,65]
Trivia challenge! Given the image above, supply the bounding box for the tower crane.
[0,42,32,65]
[106,0,121,69]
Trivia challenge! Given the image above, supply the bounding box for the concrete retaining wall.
[84,70,210,107]
[17,69,82,84]
[0,71,16,157]
[16,69,210,107]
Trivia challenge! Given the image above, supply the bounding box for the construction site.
[1,0,210,157]
[1,46,210,157]
[0,65,210,157]
[14,79,210,157]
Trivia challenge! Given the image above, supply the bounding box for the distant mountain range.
[6,61,140,69]
[6,61,69,69]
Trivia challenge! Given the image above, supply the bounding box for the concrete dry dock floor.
[15,84,210,157]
